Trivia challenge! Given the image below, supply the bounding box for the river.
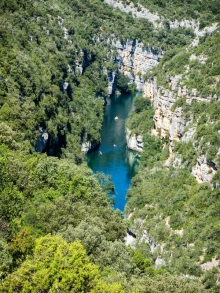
[87,92,140,211]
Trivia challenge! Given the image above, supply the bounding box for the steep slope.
[0,0,219,292]
[123,1,220,291]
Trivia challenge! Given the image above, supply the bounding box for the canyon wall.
[104,0,218,37]
[71,38,162,95]
[126,129,143,153]
[77,36,218,184]
[112,39,162,91]
[78,38,162,152]
[103,0,161,28]
[74,34,218,185]
[142,76,218,183]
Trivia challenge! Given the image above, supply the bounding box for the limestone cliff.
[143,76,218,183]
[144,76,186,141]
[192,156,218,184]
[126,129,143,153]
[100,39,162,95]
[35,129,48,153]
[104,0,218,36]
[112,39,162,91]
[81,140,100,153]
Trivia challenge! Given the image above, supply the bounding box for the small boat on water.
[114,116,118,120]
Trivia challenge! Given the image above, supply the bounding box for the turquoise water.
[87,93,140,211]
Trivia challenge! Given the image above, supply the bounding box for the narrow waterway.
[87,92,140,211]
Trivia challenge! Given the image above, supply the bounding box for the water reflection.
[87,93,141,211]
[125,147,141,175]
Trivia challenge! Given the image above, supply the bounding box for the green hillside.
[0,0,219,292]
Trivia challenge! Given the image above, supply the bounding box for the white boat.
[114,116,118,120]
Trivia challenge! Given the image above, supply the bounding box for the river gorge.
[87,92,141,210]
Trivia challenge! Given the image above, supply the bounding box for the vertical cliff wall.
[114,40,162,90]
[142,76,218,183]
[72,38,162,95]
[105,39,162,94]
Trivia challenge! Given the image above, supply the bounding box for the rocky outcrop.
[181,127,196,143]
[104,0,218,36]
[143,77,158,100]
[74,49,93,75]
[112,39,162,90]
[192,156,217,183]
[35,130,48,153]
[143,75,212,142]
[126,129,143,152]
[103,68,117,95]
[153,92,185,141]
[95,38,162,94]
[81,140,100,153]
[144,76,186,143]
[200,257,220,271]
[143,76,218,183]
[103,0,160,28]
[63,81,69,90]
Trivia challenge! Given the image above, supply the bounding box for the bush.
[134,96,151,113]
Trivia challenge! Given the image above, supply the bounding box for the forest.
[0,0,219,292]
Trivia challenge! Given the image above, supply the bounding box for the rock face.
[35,130,48,153]
[103,0,160,27]
[192,156,217,183]
[104,0,218,36]
[103,68,117,95]
[200,258,220,271]
[181,127,196,143]
[144,76,186,144]
[126,129,143,152]
[143,76,218,183]
[143,75,212,144]
[96,39,162,95]
[112,40,162,91]
[81,140,100,153]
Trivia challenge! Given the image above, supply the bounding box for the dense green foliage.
[124,2,220,291]
[0,235,124,293]
[127,96,154,133]
[127,96,169,167]
[121,0,220,23]
[0,0,219,291]
[171,97,220,171]
[0,0,195,161]
[146,32,220,98]
[126,167,220,291]
[117,72,136,93]
[0,146,205,292]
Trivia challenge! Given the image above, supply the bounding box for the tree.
[134,96,151,113]
[0,234,124,293]
[117,72,131,93]
[0,239,12,280]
